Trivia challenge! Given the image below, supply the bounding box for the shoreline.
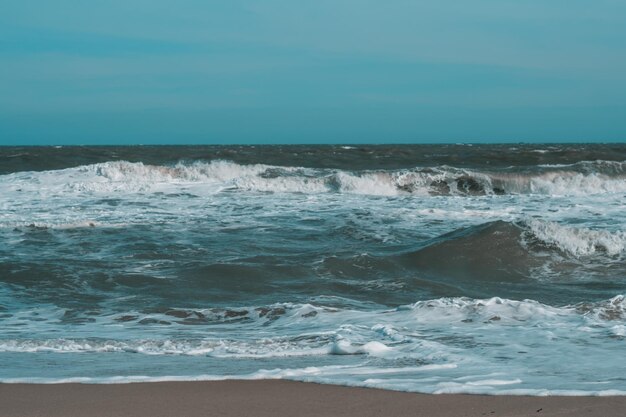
[2,380,626,417]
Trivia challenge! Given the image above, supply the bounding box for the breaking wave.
[524,219,626,257]
[401,219,626,287]
[2,160,626,197]
[409,219,625,260]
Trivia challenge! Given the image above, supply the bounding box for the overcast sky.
[1,0,625,144]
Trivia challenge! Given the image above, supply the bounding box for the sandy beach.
[1,380,625,417]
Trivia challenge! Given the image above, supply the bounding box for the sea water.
[1,144,625,395]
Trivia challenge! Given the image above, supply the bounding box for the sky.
[1,0,625,145]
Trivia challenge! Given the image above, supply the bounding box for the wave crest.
[402,219,625,286]
[524,219,626,257]
[3,160,625,196]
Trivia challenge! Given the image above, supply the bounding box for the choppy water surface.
[1,144,625,394]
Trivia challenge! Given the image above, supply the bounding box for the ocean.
[1,144,625,395]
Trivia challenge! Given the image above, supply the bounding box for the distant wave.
[2,160,626,197]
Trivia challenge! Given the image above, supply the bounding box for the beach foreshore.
[1,380,625,417]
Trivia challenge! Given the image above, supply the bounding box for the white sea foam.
[1,296,624,354]
[490,171,626,195]
[0,338,330,357]
[527,172,626,195]
[2,160,625,198]
[328,340,392,356]
[525,219,626,257]
[1,296,625,393]
[404,296,571,324]
[3,374,625,396]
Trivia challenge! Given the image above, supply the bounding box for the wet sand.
[1,380,625,417]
